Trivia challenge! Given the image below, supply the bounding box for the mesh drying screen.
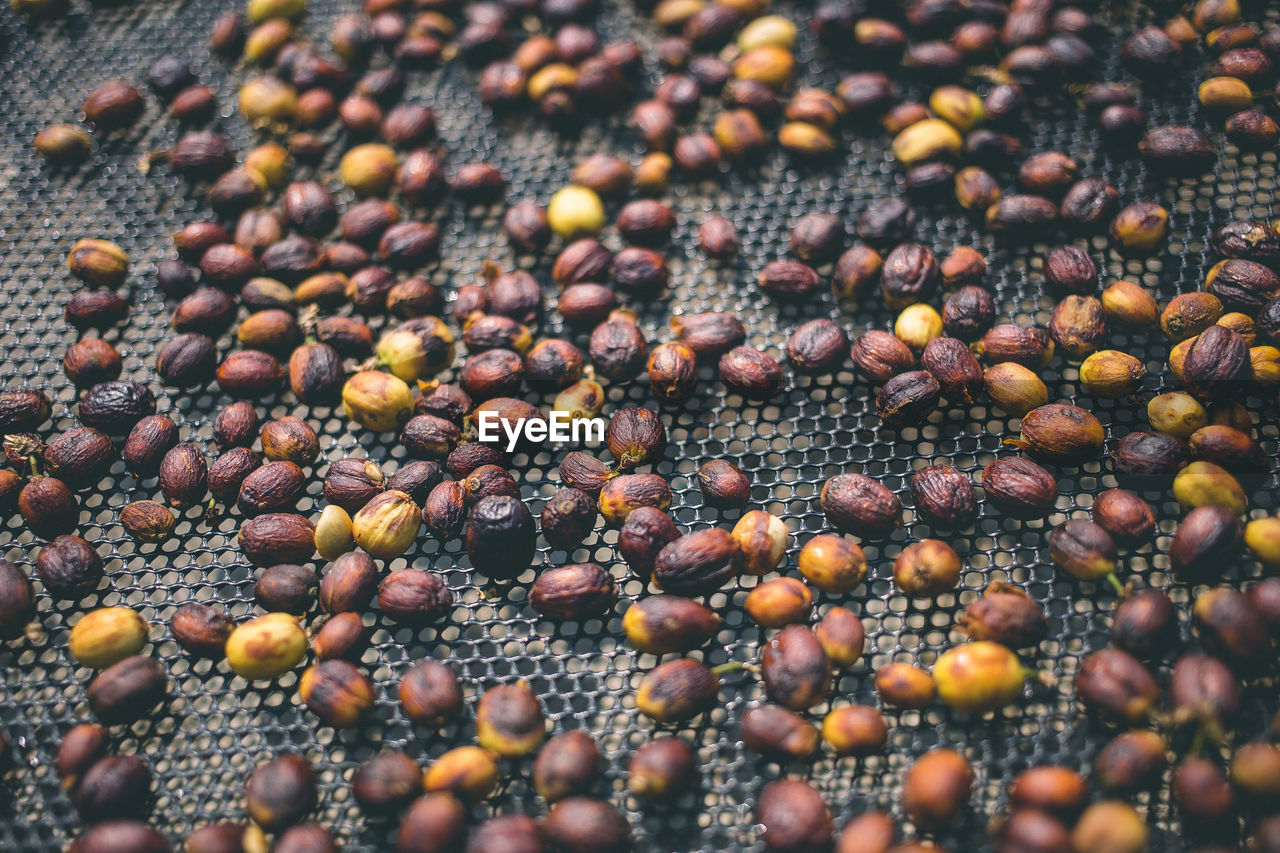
[0,0,1277,851]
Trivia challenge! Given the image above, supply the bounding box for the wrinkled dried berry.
[1092,489,1156,545]
[880,243,939,310]
[652,528,742,597]
[876,370,940,426]
[920,336,983,405]
[474,681,544,757]
[120,501,176,544]
[958,582,1046,649]
[821,473,900,538]
[74,754,152,822]
[604,407,666,471]
[622,594,718,656]
[1171,506,1242,582]
[1016,404,1105,464]
[532,731,601,803]
[1076,648,1159,724]
[1194,586,1273,670]
[761,625,831,711]
[0,560,35,639]
[1170,653,1240,728]
[530,563,615,622]
[697,459,750,508]
[589,310,648,382]
[467,495,535,580]
[741,703,819,760]
[851,330,914,383]
[1061,179,1120,233]
[758,260,821,300]
[298,659,375,727]
[87,655,168,725]
[19,475,78,538]
[67,822,169,853]
[1095,730,1168,793]
[1110,588,1177,661]
[786,319,847,374]
[170,603,232,659]
[396,660,462,730]
[910,464,976,528]
[245,753,316,831]
[0,389,52,432]
[79,381,155,435]
[36,533,102,597]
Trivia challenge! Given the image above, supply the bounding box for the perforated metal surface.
[0,1,1277,851]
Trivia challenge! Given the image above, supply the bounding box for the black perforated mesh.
[0,1,1277,851]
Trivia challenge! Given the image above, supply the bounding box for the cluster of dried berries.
[10,0,1280,849]
[154,684,630,853]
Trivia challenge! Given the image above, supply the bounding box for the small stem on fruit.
[1189,725,1208,758]
[712,661,750,678]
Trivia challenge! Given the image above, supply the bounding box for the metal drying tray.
[0,0,1277,850]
